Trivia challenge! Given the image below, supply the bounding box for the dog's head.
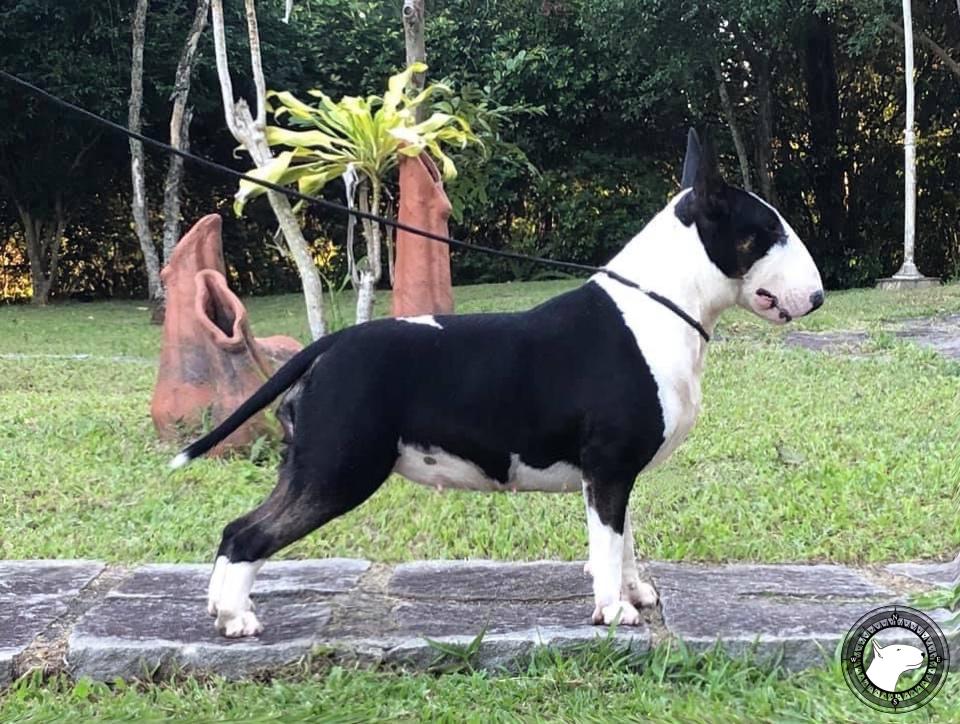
[676,129,824,323]
[872,639,926,672]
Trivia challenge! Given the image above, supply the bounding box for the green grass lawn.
[2,280,959,720]
[1,281,958,564]
[4,643,960,722]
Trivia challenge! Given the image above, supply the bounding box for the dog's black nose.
[809,290,825,311]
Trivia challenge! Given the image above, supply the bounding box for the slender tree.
[162,0,210,265]
[128,0,163,302]
[887,18,960,81]
[128,0,211,316]
[403,0,427,123]
[0,2,124,305]
[234,64,476,324]
[210,0,326,339]
[711,56,752,192]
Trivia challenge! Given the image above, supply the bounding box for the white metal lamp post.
[879,0,939,288]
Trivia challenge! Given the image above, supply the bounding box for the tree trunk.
[355,182,383,323]
[887,20,960,80]
[752,53,778,206]
[399,0,426,293]
[385,196,396,287]
[1,131,98,306]
[343,167,361,288]
[210,0,326,339]
[162,0,210,265]
[803,13,847,268]
[711,56,752,192]
[129,0,163,302]
[355,273,376,324]
[402,0,427,123]
[18,197,65,305]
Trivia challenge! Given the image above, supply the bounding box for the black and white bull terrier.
[172,130,824,638]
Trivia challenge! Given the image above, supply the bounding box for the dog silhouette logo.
[841,605,950,713]
[866,639,926,691]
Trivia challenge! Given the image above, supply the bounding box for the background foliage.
[1,0,958,302]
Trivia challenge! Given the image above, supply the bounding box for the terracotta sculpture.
[151,215,302,454]
[391,152,455,317]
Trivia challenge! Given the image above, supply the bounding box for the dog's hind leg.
[206,387,302,619]
[620,511,658,608]
[206,444,298,619]
[210,443,395,638]
[214,559,264,637]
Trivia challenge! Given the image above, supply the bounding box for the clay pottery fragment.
[392,152,454,317]
[256,335,303,368]
[151,214,302,455]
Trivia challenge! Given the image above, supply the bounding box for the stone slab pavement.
[784,313,960,360]
[0,557,957,684]
[0,561,105,685]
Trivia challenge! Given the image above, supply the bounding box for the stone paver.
[68,559,648,680]
[2,557,958,683]
[0,561,105,685]
[784,330,870,354]
[68,559,368,681]
[109,559,370,599]
[69,596,337,681]
[880,554,960,671]
[648,562,897,671]
[784,313,960,360]
[389,560,592,601]
[887,553,960,589]
[383,561,649,671]
[895,314,960,360]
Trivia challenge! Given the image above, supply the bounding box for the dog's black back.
[280,282,664,522]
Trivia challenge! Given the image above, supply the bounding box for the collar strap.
[599,269,711,343]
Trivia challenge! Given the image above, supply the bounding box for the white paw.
[207,595,254,617]
[216,609,263,638]
[207,556,228,617]
[592,600,642,626]
[622,576,658,607]
[583,561,593,576]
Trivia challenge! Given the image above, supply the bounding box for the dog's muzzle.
[755,288,824,322]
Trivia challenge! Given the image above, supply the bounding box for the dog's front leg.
[583,479,642,626]
[621,511,658,608]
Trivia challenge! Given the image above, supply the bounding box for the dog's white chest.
[394,442,581,493]
[592,274,705,470]
[647,375,701,470]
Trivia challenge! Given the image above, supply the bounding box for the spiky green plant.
[234,63,478,323]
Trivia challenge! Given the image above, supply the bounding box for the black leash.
[0,70,710,343]
[628,284,710,343]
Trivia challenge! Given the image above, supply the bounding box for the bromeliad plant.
[234,63,479,323]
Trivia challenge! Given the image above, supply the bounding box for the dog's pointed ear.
[680,128,701,190]
[872,639,885,659]
[693,130,728,218]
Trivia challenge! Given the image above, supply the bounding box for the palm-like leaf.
[235,64,479,214]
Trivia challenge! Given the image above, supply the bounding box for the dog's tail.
[168,330,342,469]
